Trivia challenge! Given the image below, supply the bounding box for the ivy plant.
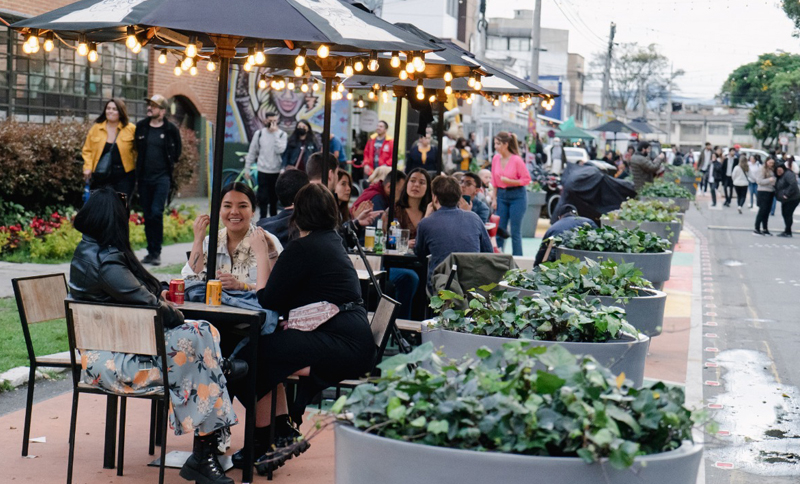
[603,199,681,223]
[335,342,708,469]
[664,164,698,179]
[504,255,653,299]
[639,181,694,200]
[430,287,637,343]
[555,225,671,254]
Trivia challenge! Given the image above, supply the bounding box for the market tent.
[555,126,596,140]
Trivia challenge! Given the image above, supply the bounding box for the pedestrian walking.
[775,161,800,237]
[753,158,777,236]
[491,132,531,256]
[709,153,722,207]
[698,142,713,193]
[721,148,737,207]
[282,119,319,172]
[731,155,750,213]
[136,94,182,266]
[244,111,288,218]
[747,155,761,209]
[81,98,137,197]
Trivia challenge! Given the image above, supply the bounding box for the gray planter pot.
[421,328,650,387]
[588,288,667,337]
[522,191,547,237]
[496,283,667,338]
[640,196,691,213]
[602,219,682,247]
[554,247,673,291]
[336,425,702,484]
[677,176,699,196]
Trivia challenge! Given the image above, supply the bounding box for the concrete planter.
[588,288,667,337]
[554,247,673,291]
[602,219,682,248]
[336,425,702,484]
[677,176,699,196]
[640,196,691,213]
[522,191,548,237]
[421,328,650,387]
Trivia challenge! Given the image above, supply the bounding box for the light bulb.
[244,62,253,72]
[43,33,54,53]
[337,82,345,93]
[382,90,389,102]
[77,37,89,57]
[344,61,354,77]
[347,92,353,100]
[493,99,500,107]
[368,91,375,100]
[158,50,167,64]
[413,54,425,72]
[287,80,295,90]
[502,94,509,103]
[354,59,364,72]
[416,80,424,94]
[443,67,453,83]
[368,51,379,72]
[444,84,453,95]
[259,77,267,89]
[190,65,198,76]
[246,47,255,66]
[185,36,197,58]
[466,97,472,104]
[474,81,482,90]
[312,81,319,92]
[390,52,400,68]
[126,27,137,50]
[541,99,548,108]
[399,70,408,80]
[405,61,415,74]
[28,40,40,54]
[357,97,365,108]
[207,58,217,71]
[301,80,309,92]
[88,43,98,62]
[22,43,30,54]
[372,83,380,91]
[295,48,306,66]
[255,48,266,65]
[467,75,475,87]
[429,95,436,103]
[416,91,425,100]
[181,56,192,71]
[132,42,142,54]
[174,61,182,76]
[317,44,329,58]
[291,66,301,77]
[470,93,476,100]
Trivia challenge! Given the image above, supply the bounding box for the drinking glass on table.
[397,229,410,255]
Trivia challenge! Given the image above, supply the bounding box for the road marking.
[705,362,719,368]
[705,347,720,353]
[714,462,734,469]
[705,333,718,338]
[762,341,782,385]
[704,321,718,326]
[705,312,717,317]
[705,380,721,386]
[717,430,731,436]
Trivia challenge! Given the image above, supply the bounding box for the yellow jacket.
[82,121,137,173]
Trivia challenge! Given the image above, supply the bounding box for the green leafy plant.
[603,199,681,223]
[504,255,653,299]
[664,164,698,180]
[555,225,671,254]
[335,341,707,469]
[527,181,544,192]
[430,287,636,343]
[638,181,694,200]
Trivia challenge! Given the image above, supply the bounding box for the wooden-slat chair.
[11,274,74,457]
[64,299,171,484]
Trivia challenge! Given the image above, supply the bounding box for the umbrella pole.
[205,56,230,283]
[387,93,403,225]
[321,76,333,187]
[437,101,445,174]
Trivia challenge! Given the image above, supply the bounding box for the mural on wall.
[225,66,349,156]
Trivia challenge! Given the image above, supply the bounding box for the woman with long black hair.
[775,161,800,237]
[281,120,319,171]
[69,187,244,484]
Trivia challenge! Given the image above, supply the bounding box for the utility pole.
[600,22,616,119]
[666,63,673,144]
[530,0,542,85]
[639,77,646,118]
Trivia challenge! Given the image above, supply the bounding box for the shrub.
[172,126,200,197]
[603,199,681,223]
[555,225,671,254]
[639,181,694,200]
[664,164,698,179]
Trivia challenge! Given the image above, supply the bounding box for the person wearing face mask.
[81,98,137,197]
[282,120,320,172]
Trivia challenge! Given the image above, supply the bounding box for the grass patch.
[0,298,69,374]
[151,262,186,274]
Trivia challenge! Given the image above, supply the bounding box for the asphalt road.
[688,193,800,482]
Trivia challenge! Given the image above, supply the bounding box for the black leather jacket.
[69,236,184,329]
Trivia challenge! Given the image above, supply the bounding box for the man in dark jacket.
[136,94,182,266]
[630,141,663,192]
[257,169,309,246]
[775,162,800,237]
[534,204,597,266]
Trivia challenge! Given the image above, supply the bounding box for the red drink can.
[206,280,222,306]
[169,279,185,305]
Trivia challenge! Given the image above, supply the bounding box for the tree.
[782,2,800,36]
[590,43,683,112]
[721,53,800,148]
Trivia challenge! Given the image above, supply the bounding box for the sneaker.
[141,253,161,265]
[777,232,792,238]
[763,231,773,236]
[753,230,763,236]
[738,207,742,214]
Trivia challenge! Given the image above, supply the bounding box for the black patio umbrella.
[12,0,440,288]
[590,119,637,152]
[628,117,665,135]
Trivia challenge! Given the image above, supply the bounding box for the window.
[487,36,508,51]
[446,0,458,18]
[681,124,703,141]
[733,124,750,136]
[1,25,149,123]
[509,37,531,51]
[708,124,729,136]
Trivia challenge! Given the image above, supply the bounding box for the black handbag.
[93,133,117,180]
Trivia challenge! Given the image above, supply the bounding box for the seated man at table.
[305,151,338,192]
[459,172,490,223]
[533,204,597,266]
[257,170,309,246]
[416,175,493,289]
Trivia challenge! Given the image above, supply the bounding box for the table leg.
[103,395,118,469]
[241,315,260,484]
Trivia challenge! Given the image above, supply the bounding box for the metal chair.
[11,274,74,457]
[64,299,171,484]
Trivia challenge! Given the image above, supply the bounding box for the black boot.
[230,425,271,469]
[254,416,310,476]
[220,358,248,381]
[180,432,234,484]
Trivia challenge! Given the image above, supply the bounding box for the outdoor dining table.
[359,249,429,320]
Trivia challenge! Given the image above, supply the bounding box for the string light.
[354,58,364,72]
[405,61,415,74]
[87,43,98,62]
[381,88,389,103]
[443,66,453,83]
[207,56,217,72]
[444,83,453,95]
[468,73,476,87]
[466,97,473,105]
[259,75,268,89]
[416,90,425,100]
[390,51,400,68]
[416,78,424,94]
[43,32,54,52]
[174,60,182,76]
[312,80,319,92]
[295,48,306,66]
[368,90,376,100]
[189,58,198,76]
[126,26,137,50]
[287,79,295,90]
[132,41,142,54]
[181,55,193,71]
[399,70,408,80]
[243,61,253,72]
[337,82,345,93]
[493,99,500,107]
[301,79,309,92]
[541,99,548,108]
[346,91,353,100]
[429,94,436,103]
[344,58,354,77]
[357,96,364,108]
[474,79,482,91]
[317,44,330,58]
[372,83,380,91]
[246,47,256,66]
[294,65,304,77]
[158,49,167,64]
[185,36,198,58]
[367,51,379,72]
[412,52,425,72]
[77,35,89,56]
[502,94,509,103]
[255,43,266,65]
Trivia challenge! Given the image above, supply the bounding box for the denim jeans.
[748,182,758,207]
[496,187,527,256]
[139,176,171,256]
[388,268,419,320]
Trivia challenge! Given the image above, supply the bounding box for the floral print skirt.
[80,320,238,436]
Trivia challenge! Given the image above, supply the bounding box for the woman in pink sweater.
[490,132,531,255]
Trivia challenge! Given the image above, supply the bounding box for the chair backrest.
[349,253,382,272]
[370,295,400,360]
[65,300,162,356]
[12,274,68,325]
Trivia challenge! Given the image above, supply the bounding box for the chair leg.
[154,400,164,447]
[21,365,36,456]
[148,400,156,456]
[66,391,80,484]
[117,397,127,476]
[268,389,278,481]
[158,396,169,484]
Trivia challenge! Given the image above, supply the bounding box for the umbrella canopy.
[628,117,665,135]
[13,0,440,52]
[555,126,596,140]
[590,119,637,133]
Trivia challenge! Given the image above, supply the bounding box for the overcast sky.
[486,0,800,104]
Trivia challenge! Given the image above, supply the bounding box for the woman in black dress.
[237,183,375,473]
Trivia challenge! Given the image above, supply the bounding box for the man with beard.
[136,94,182,266]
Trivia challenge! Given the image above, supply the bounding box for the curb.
[0,365,68,390]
